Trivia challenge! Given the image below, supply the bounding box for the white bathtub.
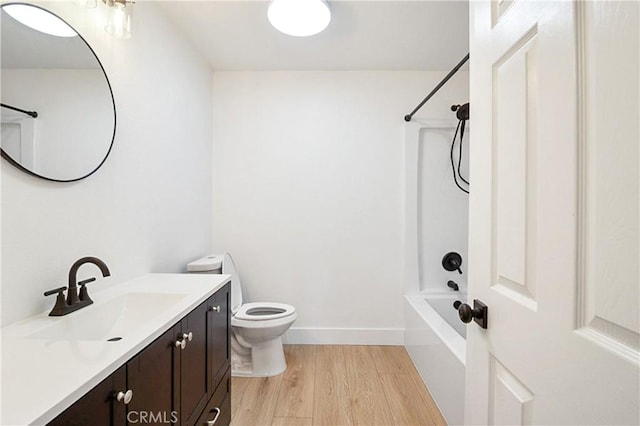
[404,292,466,426]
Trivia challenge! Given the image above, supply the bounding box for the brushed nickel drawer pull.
[205,407,221,425]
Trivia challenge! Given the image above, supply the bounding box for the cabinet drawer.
[194,368,231,426]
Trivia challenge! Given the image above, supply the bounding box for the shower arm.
[1,103,38,118]
[403,53,469,122]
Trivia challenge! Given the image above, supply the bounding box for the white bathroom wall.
[212,71,469,344]
[1,1,213,325]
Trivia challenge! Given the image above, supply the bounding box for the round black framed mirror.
[0,3,116,182]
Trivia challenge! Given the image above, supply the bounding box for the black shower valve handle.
[442,252,463,274]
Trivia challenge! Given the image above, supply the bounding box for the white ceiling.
[157,1,469,71]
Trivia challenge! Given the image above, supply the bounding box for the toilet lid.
[222,252,243,314]
[234,302,296,321]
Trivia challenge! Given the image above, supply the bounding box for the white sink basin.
[27,292,188,341]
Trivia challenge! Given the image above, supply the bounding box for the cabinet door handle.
[183,332,193,342]
[116,389,133,404]
[175,338,186,350]
[209,305,221,313]
[205,407,221,425]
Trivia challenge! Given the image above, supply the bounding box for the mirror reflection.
[1,4,115,182]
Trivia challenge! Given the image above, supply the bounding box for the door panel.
[577,0,639,358]
[488,357,534,426]
[127,327,176,423]
[492,27,539,310]
[181,300,209,425]
[209,283,230,390]
[467,1,639,424]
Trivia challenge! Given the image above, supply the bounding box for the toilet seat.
[234,302,295,321]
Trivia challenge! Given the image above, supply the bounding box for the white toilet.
[187,253,296,377]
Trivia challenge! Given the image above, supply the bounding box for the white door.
[466,1,639,424]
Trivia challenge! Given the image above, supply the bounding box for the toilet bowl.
[187,253,296,377]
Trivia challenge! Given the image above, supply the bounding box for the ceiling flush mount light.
[268,0,331,37]
[103,0,134,39]
[1,4,77,37]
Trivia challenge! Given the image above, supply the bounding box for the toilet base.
[231,337,287,377]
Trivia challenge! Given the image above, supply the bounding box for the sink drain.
[107,337,122,342]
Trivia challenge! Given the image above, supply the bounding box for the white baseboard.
[282,327,404,345]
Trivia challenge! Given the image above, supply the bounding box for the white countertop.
[1,273,230,426]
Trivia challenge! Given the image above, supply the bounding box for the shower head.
[451,103,469,121]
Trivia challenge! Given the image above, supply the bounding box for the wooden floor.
[231,345,447,426]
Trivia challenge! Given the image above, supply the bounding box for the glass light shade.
[268,0,330,37]
[104,0,133,39]
[2,4,77,37]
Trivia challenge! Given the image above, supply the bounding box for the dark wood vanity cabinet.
[49,282,231,426]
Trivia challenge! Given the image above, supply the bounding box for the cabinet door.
[126,326,177,425]
[208,282,230,391]
[48,365,126,426]
[181,299,210,425]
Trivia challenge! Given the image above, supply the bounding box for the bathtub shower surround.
[403,119,470,425]
[405,121,470,295]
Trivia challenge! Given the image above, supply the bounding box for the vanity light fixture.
[103,0,134,39]
[1,4,77,37]
[268,0,331,37]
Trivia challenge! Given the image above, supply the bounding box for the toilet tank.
[187,254,223,274]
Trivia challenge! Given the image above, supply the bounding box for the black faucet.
[67,256,111,305]
[44,256,111,316]
[447,280,460,291]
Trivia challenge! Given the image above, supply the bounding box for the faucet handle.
[78,277,96,286]
[44,287,69,316]
[78,277,96,303]
[44,286,67,297]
